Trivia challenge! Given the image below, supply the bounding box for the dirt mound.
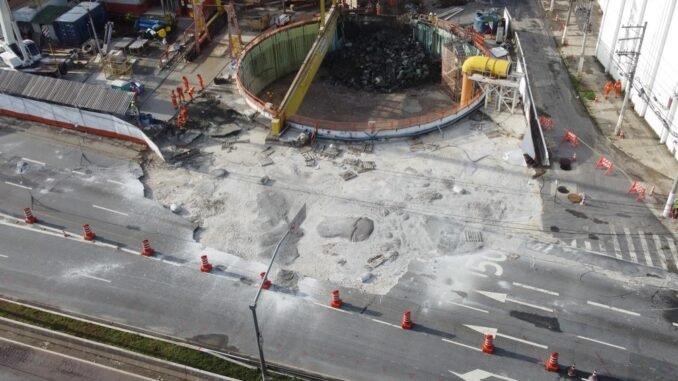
[317,217,375,242]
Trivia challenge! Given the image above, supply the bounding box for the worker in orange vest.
[182,76,190,93]
[376,1,381,16]
[170,90,178,109]
[614,79,622,98]
[176,87,185,103]
[188,87,195,101]
[197,74,205,89]
[604,81,613,99]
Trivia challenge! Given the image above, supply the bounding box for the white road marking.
[371,318,401,329]
[463,324,547,349]
[0,254,7,258]
[449,369,518,381]
[623,227,639,263]
[0,336,155,380]
[80,274,111,283]
[476,290,554,312]
[442,339,481,352]
[597,238,607,254]
[666,239,678,266]
[162,259,182,266]
[311,301,352,315]
[71,170,87,176]
[4,181,32,190]
[652,235,668,270]
[569,239,577,248]
[92,204,129,216]
[512,282,559,296]
[576,335,626,350]
[466,270,488,278]
[21,157,46,166]
[610,225,623,259]
[586,300,641,317]
[672,322,678,327]
[106,179,124,185]
[584,240,591,250]
[637,231,653,267]
[448,301,488,314]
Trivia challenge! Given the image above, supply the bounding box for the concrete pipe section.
[236,15,509,140]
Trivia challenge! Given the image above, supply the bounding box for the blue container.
[53,2,107,46]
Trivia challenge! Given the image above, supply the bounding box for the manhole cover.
[557,186,569,194]
[559,158,572,171]
[567,193,583,203]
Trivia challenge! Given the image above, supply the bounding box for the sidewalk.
[542,0,678,207]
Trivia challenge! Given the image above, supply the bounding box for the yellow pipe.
[460,56,511,107]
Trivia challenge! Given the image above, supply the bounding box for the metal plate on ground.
[465,230,483,242]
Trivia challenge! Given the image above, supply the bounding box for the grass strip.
[0,300,293,381]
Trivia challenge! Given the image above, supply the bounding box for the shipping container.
[53,2,107,46]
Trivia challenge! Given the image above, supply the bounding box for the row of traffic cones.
[22,208,157,256]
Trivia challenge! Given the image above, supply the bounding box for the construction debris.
[326,23,434,93]
[339,170,358,181]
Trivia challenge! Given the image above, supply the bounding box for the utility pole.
[577,1,593,75]
[613,22,647,137]
[561,0,574,45]
[663,177,678,218]
[549,0,555,12]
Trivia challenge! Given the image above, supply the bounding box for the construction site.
[1,0,539,294]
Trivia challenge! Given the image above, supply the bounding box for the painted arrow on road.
[464,324,547,349]
[475,290,554,312]
[449,369,519,381]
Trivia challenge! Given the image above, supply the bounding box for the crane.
[0,0,41,69]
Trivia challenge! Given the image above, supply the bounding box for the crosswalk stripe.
[667,239,678,266]
[584,240,592,250]
[637,231,654,267]
[597,239,607,254]
[623,227,638,262]
[652,234,668,270]
[570,239,577,248]
[610,225,623,259]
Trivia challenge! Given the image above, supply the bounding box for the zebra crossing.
[564,226,678,271]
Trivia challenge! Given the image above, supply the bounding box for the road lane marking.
[311,301,352,315]
[610,225,623,259]
[371,318,401,329]
[448,301,488,314]
[464,324,547,348]
[584,240,591,250]
[4,181,32,190]
[623,227,638,263]
[652,235,668,270]
[70,170,87,176]
[450,369,518,381]
[0,336,156,380]
[80,274,111,283]
[0,254,7,258]
[586,301,641,317]
[442,339,481,352]
[673,322,678,327]
[638,231,653,267]
[162,259,182,266]
[512,282,559,296]
[106,179,124,185]
[21,157,46,166]
[466,270,488,278]
[476,290,554,313]
[92,204,129,216]
[597,238,607,254]
[667,239,678,266]
[576,335,626,350]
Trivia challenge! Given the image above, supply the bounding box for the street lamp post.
[249,204,306,381]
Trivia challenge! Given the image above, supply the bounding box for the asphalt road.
[1,219,676,380]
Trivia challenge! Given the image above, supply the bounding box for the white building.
[595,0,678,159]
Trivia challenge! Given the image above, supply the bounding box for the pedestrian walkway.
[541,0,678,214]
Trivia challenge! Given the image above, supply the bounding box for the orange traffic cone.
[200,255,213,272]
[545,352,559,372]
[330,289,343,308]
[23,208,37,224]
[260,272,272,289]
[82,224,96,241]
[401,311,413,330]
[141,240,155,256]
[481,334,495,353]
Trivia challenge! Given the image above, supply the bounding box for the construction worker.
[604,81,613,99]
[170,90,178,109]
[187,87,195,101]
[614,79,622,98]
[197,73,205,89]
[176,87,185,103]
[376,1,381,16]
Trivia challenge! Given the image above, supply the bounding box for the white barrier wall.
[0,93,163,159]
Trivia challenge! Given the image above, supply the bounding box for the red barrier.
[595,156,613,175]
[562,130,578,147]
